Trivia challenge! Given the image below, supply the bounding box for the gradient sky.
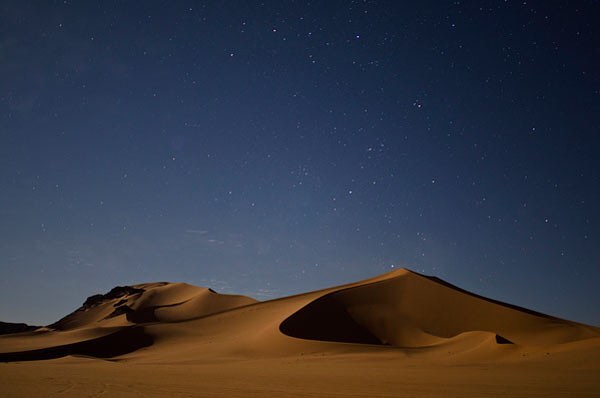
[1,1,599,326]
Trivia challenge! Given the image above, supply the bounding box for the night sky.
[1,1,599,326]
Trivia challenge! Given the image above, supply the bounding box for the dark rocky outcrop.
[49,285,145,330]
[81,286,145,310]
[0,321,40,335]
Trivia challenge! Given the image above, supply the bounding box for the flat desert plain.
[1,269,599,397]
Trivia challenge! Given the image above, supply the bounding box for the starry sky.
[1,1,599,326]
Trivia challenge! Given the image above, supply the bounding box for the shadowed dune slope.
[280,269,600,347]
[0,326,151,362]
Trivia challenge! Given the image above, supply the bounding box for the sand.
[1,268,599,397]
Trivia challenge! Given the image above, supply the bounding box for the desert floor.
[2,353,600,397]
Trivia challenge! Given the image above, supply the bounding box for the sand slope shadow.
[280,293,383,345]
[0,326,152,362]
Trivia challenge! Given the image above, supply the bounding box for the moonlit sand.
[1,269,598,397]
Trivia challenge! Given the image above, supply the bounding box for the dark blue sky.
[1,1,599,326]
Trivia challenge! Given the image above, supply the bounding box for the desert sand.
[1,268,599,397]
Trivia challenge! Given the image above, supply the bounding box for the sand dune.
[1,268,599,397]
[280,269,598,347]
[49,282,257,330]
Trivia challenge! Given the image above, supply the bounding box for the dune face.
[280,270,598,347]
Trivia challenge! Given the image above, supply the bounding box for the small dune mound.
[51,282,258,330]
[280,269,599,347]
[124,282,259,324]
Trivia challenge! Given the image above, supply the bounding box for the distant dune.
[49,282,258,330]
[1,269,599,397]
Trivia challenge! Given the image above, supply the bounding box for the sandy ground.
[1,269,599,397]
[2,354,599,397]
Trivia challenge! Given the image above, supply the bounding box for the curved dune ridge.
[0,269,599,363]
[50,282,258,330]
[279,269,599,347]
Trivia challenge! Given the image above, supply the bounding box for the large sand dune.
[1,269,599,397]
[281,270,598,346]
